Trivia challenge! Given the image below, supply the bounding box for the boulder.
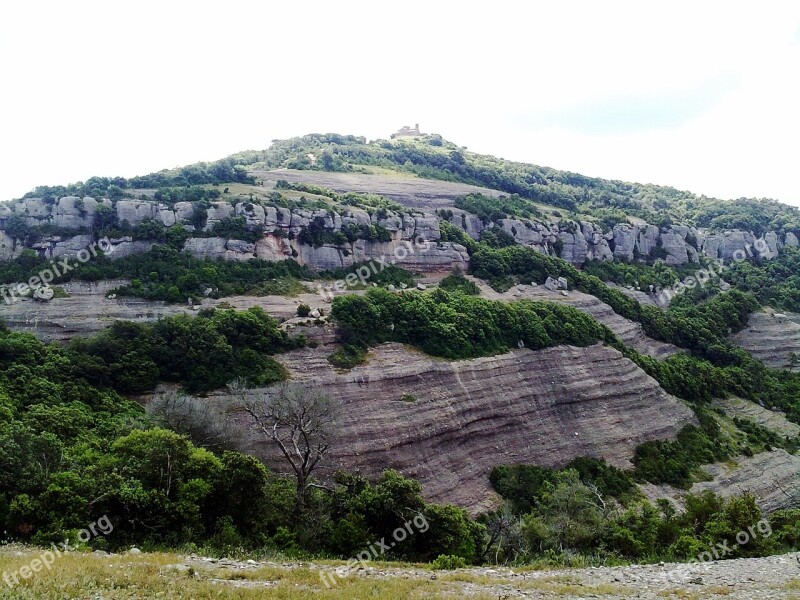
[116,200,157,226]
[719,230,755,261]
[411,214,441,241]
[204,202,234,230]
[174,202,195,224]
[15,198,51,224]
[499,219,543,247]
[612,224,637,261]
[157,206,176,227]
[33,286,54,301]
[583,221,614,261]
[54,196,98,229]
[456,212,484,239]
[374,212,404,235]
[0,230,21,260]
[763,231,781,257]
[660,231,689,265]
[701,234,722,259]
[558,230,588,264]
[235,202,266,226]
[635,224,659,258]
[292,243,348,270]
[340,208,371,229]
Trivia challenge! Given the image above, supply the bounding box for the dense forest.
[2,319,798,564]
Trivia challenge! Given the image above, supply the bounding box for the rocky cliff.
[1,191,796,271]
[194,342,696,514]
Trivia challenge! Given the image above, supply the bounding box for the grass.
[0,547,635,599]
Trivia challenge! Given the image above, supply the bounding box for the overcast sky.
[2,1,799,205]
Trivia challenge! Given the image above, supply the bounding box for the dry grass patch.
[0,550,472,600]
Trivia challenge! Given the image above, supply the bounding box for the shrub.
[327,345,366,369]
[431,554,467,570]
[438,269,480,295]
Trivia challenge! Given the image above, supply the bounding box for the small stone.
[128,547,142,555]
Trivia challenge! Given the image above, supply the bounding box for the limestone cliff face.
[0,194,794,270]
[209,343,696,514]
[0,196,469,272]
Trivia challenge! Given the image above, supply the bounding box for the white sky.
[1,1,799,205]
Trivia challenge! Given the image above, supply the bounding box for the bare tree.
[234,381,339,511]
[479,505,527,564]
[148,388,232,450]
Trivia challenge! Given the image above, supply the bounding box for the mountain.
[0,133,799,568]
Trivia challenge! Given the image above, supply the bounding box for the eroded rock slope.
[730,310,800,370]
[209,343,695,514]
[474,278,679,359]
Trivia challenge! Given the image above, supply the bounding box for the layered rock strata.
[212,343,696,514]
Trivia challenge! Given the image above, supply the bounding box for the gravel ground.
[177,551,800,599]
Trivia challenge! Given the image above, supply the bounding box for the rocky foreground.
[189,551,800,599]
[2,545,797,599]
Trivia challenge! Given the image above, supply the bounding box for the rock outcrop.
[473,279,679,359]
[212,342,696,514]
[0,195,472,272]
[0,279,336,342]
[689,450,800,514]
[729,310,800,370]
[0,192,794,271]
[716,396,800,438]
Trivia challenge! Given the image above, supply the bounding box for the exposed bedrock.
[729,310,800,370]
[1,193,794,269]
[206,343,696,514]
[473,278,679,359]
[0,279,336,342]
[642,449,800,514]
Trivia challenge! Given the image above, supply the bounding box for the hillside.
[1,133,799,575]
